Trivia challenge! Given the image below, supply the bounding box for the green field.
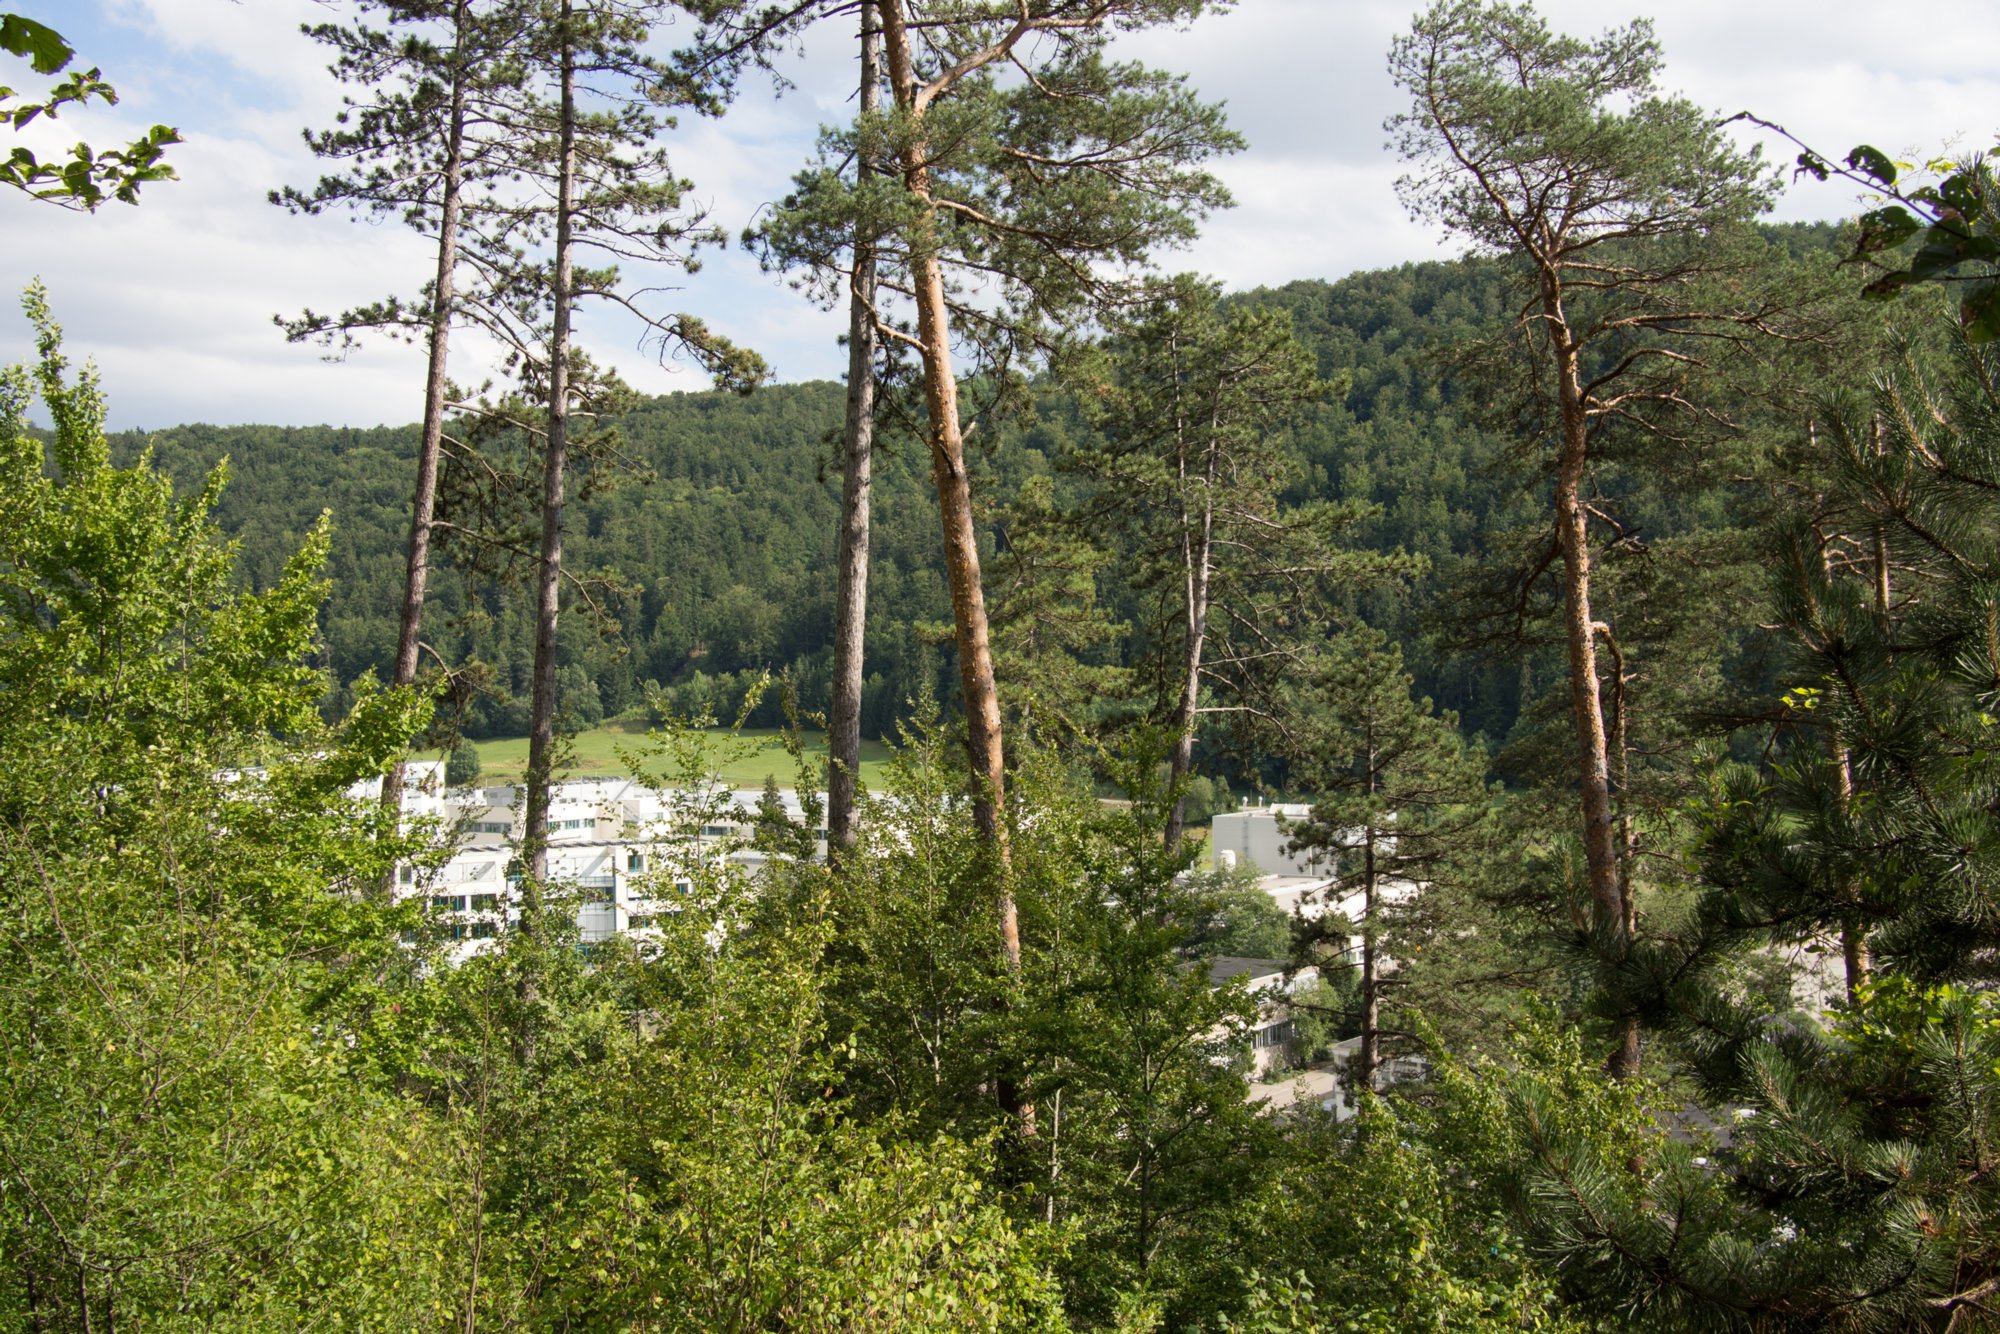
[452,719,894,790]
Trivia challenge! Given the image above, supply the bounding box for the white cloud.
[6,0,2000,427]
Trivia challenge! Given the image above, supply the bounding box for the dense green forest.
[131,234,1842,782]
[121,255,1545,750]
[15,0,2000,1330]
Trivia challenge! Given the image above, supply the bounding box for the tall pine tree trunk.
[878,0,1015,947]
[1163,400,1217,854]
[1357,937,1381,1094]
[1548,288,1637,1078]
[827,4,880,864]
[518,1,576,1061]
[878,0,1030,1136]
[1162,634,1203,851]
[1833,739,1868,997]
[380,0,472,839]
[1358,828,1380,1096]
[1600,625,1639,930]
[1835,515,1894,996]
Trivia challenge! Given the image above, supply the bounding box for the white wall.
[1210,806,1338,878]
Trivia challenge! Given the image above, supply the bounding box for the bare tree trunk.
[1044,1085,1061,1224]
[1162,527,1212,851]
[1832,739,1868,998]
[1162,655,1201,852]
[1163,353,1215,854]
[1832,520,1893,999]
[1873,529,1892,623]
[1136,1151,1153,1276]
[1357,768,1381,1095]
[379,0,472,860]
[1548,296,1637,1078]
[1599,623,1638,935]
[1813,522,1870,1000]
[877,0,1014,922]
[878,0,1031,1138]
[518,0,576,1060]
[826,4,880,865]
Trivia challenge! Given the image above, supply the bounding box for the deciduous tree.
[0,14,178,209]
[0,289,448,1330]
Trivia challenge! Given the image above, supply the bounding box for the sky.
[4,0,1999,431]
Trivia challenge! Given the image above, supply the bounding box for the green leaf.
[1939,170,1987,220]
[0,14,71,76]
[1846,144,1899,188]
[1860,271,1915,301]
[1907,230,1975,281]
[1853,205,1921,255]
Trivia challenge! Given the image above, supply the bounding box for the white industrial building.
[1211,803,1421,950]
[353,764,824,954]
[1207,955,1322,1078]
[370,767,1426,1105]
[1208,804,1429,1103]
[1210,803,1338,879]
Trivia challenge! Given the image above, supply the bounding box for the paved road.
[1248,1065,1346,1115]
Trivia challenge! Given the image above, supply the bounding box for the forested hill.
[116,254,1540,744]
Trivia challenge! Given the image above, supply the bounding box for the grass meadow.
[448,718,895,790]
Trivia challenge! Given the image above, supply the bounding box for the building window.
[470,893,499,911]
[1252,1021,1294,1050]
[431,894,467,913]
[398,865,415,885]
[700,824,731,836]
[471,922,497,940]
[627,851,645,872]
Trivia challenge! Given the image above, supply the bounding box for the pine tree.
[752,770,792,854]
[750,0,1240,970]
[474,0,764,970]
[986,472,1132,747]
[1389,0,1832,1074]
[1061,276,1408,850]
[826,2,883,863]
[277,0,527,832]
[1692,321,2000,995]
[1281,630,1492,1095]
[1464,322,2000,1329]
